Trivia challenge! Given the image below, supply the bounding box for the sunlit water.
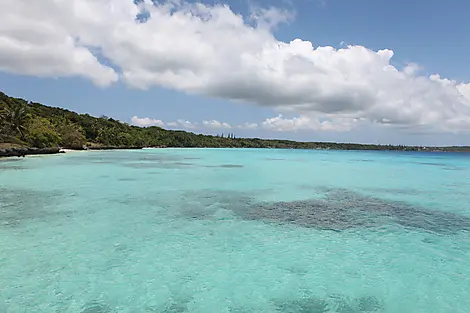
[1,148,470,313]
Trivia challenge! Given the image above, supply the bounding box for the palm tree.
[2,105,29,140]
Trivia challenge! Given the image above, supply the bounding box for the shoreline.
[0,147,62,158]
[2,145,470,159]
[0,145,147,158]
[0,146,148,158]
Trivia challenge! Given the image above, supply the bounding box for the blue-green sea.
[1,148,470,313]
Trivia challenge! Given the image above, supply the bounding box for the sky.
[1,0,470,146]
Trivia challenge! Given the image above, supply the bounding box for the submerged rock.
[178,188,470,234]
[243,189,470,233]
[273,294,384,313]
[245,199,371,231]
[81,301,112,313]
[356,296,383,312]
[0,187,70,228]
[275,297,328,313]
[328,294,384,313]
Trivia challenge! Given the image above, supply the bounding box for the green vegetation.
[26,117,60,148]
[1,103,29,141]
[1,91,469,152]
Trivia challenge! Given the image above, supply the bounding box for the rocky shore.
[0,145,147,158]
[0,147,62,158]
[86,146,143,150]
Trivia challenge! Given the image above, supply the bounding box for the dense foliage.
[1,91,469,152]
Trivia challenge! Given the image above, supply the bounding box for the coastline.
[0,147,62,158]
[0,145,145,158]
[2,145,470,159]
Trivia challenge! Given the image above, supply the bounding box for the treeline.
[1,91,468,152]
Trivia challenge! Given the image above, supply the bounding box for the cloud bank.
[131,115,353,132]
[1,0,470,132]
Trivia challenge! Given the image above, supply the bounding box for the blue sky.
[1,0,470,145]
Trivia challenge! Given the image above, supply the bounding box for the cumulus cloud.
[0,1,118,86]
[131,114,356,133]
[249,6,295,30]
[1,0,470,132]
[176,119,198,130]
[203,120,232,129]
[131,116,199,129]
[261,115,356,132]
[131,116,165,127]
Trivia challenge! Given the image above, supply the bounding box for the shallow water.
[1,148,470,312]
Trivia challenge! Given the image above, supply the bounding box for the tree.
[56,121,86,149]
[1,105,29,140]
[0,106,8,138]
[26,117,60,148]
[96,127,119,146]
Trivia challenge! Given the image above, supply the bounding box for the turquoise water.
[1,148,470,313]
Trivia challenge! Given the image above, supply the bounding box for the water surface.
[1,149,470,312]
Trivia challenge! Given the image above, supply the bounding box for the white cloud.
[131,116,198,129]
[132,116,235,130]
[403,63,422,76]
[249,7,295,30]
[261,115,356,132]
[131,116,165,127]
[131,114,354,133]
[176,119,198,130]
[203,120,232,129]
[1,0,470,132]
[0,1,118,86]
[458,84,470,102]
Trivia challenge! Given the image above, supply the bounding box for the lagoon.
[1,149,470,312]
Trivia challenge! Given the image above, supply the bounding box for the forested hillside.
[1,91,468,152]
